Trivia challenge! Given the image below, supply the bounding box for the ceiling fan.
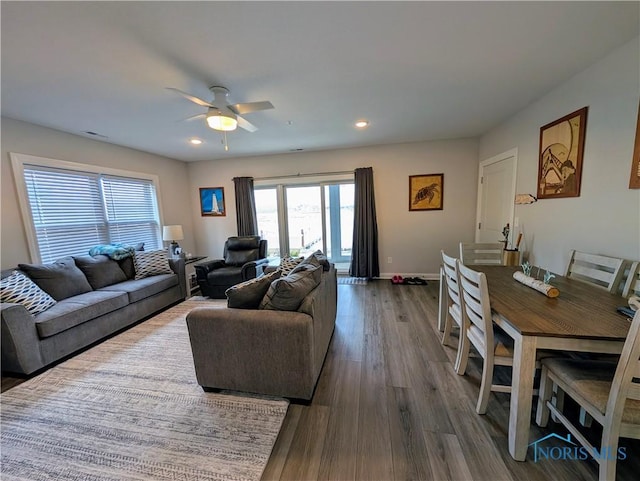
[167,85,274,133]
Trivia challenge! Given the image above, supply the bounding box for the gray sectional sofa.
[1,253,186,375]
[186,256,337,400]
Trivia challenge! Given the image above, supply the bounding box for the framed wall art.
[629,101,640,189]
[409,173,443,211]
[537,107,588,199]
[199,187,226,216]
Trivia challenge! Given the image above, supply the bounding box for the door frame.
[475,148,518,244]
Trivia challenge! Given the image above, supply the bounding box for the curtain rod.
[251,170,354,181]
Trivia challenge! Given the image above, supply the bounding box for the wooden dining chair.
[459,242,503,266]
[457,260,514,414]
[536,309,640,481]
[440,251,469,375]
[565,250,625,293]
[623,261,640,298]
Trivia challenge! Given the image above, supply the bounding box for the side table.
[184,256,208,296]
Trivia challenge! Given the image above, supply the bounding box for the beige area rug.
[1,300,289,481]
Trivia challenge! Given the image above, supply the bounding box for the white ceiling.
[2,2,638,162]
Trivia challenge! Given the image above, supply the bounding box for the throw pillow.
[1,271,57,315]
[18,257,93,301]
[133,250,173,279]
[260,263,322,311]
[74,255,127,289]
[278,256,304,276]
[225,270,282,309]
[310,250,331,271]
[117,243,145,279]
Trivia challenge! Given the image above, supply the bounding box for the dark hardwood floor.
[3,280,638,480]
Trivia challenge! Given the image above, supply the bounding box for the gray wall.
[187,139,480,278]
[1,118,193,269]
[479,37,640,274]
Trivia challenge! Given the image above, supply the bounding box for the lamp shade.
[162,225,184,242]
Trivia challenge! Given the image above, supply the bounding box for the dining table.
[473,265,631,461]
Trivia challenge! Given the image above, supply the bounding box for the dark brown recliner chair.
[195,236,268,298]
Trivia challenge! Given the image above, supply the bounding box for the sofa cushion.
[308,250,331,271]
[133,250,172,280]
[226,270,281,309]
[293,250,331,273]
[74,255,127,289]
[278,256,304,275]
[260,263,322,311]
[19,257,93,301]
[1,270,57,315]
[100,273,178,303]
[34,290,129,338]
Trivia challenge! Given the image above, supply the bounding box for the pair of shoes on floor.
[391,275,428,285]
[403,277,428,285]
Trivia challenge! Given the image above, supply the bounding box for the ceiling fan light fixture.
[206,112,238,131]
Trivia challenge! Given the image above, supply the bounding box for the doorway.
[475,149,517,246]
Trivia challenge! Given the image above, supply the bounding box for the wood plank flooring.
[263,280,640,481]
[3,280,639,480]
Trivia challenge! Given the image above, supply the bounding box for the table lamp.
[162,225,184,258]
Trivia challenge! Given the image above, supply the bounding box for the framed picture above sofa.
[200,187,226,216]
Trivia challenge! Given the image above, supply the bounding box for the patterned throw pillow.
[278,256,304,276]
[0,271,57,315]
[133,250,173,280]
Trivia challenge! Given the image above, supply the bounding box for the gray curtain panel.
[233,177,258,236]
[349,167,380,278]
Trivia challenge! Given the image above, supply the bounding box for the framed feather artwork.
[409,173,443,211]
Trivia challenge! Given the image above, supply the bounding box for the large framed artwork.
[409,173,443,211]
[629,101,640,189]
[200,187,226,216]
[537,107,588,199]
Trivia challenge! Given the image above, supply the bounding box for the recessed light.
[355,120,369,128]
[189,138,203,145]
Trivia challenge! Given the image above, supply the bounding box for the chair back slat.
[459,242,503,265]
[457,261,494,346]
[565,250,625,293]
[442,251,462,308]
[606,310,640,417]
[623,261,640,298]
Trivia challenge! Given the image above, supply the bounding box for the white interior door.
[476,149,517,245]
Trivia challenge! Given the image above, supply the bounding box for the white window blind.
[23,165,161,263]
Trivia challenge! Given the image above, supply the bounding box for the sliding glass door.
[255,180,353,263]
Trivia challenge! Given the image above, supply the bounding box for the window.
[255,174,354,265]
[12,154,162,263]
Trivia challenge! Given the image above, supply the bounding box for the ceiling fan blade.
[166,87,214,108]
[229,101,274,115]
[179,113,207,122]
[237,115,258,132]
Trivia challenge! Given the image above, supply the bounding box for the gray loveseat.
[1,253,186,375]
[186,257,337,400]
